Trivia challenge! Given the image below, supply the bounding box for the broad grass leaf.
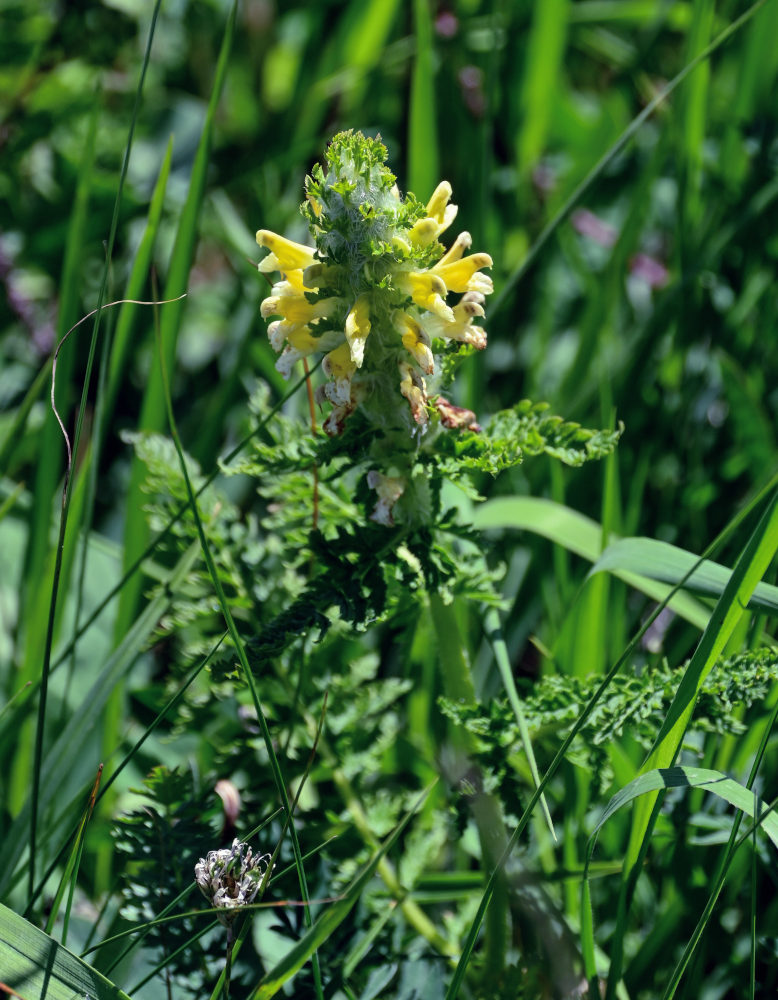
[0,903,132,1000]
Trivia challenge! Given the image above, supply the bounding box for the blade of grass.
[490,0,769,320]
[589,767,778,852]
[154,306,324,1000]
[248,784,435,1000]
[103,136,174,428]
[516,0,569,178]
[606,489,778,998]
[660,696,778,999]
[678,0,714,228]
[1,540,201,902]
[114,0,236,639]
[591,535,778,614]
[0,356,52,479]
[22,0,164,900]
[484,606,556,840]
[407,0,438,199]
[0,903,132,1000]
[45,765,102,946]
[472,495,711,629]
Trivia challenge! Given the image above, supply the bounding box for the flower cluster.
[257,131,492,439]
[194,838,272,926]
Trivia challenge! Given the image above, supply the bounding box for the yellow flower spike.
[256,229,317,272]
[345,295,371,367]
[432,252,493,294]
[398,361,429,426]
[395,312,434,375]
[437,231,472,268]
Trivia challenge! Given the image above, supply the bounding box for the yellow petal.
[398,361,429,426]
[398,272,454,322]
[345,295,371,368]
[432,253,493,294]
[256,229,316,271]
[437,231,472,268]
[396,313,434,374]
[408,217,440,247]
[425,181,453,222]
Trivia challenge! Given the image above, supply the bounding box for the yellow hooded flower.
[398,361,428,427]
[345,295,371,368]
[256,230,317,273]
[396,271,454,322]
[395,312,434,374]
[432,252,494,295]
[322,341,357,406]
[367,470,406,526]
[425,290,488,350]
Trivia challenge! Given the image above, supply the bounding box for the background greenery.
[2,0,778,997]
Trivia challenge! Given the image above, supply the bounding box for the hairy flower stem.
[428,592,510,982]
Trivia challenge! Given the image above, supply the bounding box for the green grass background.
[2,0,778,997]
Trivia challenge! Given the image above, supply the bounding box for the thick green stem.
[428,592,509,983]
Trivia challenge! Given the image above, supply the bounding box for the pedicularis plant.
[123,131,623,995]
[246,131,619,631]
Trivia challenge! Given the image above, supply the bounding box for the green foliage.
[430,399,622,493]
[113,767,220,996]
[3,1,778,998]
[440,648,778,794]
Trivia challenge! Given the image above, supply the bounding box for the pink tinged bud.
[215,779,242,826]
[345,295,371,367]
[435,397,481,432]
[399,361,429,426]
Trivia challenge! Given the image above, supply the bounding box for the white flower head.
[194,838,273,927]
